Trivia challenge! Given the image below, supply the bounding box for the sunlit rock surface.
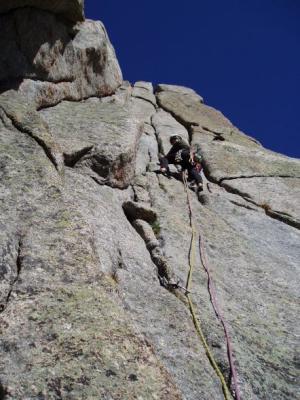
[0,2,299,400]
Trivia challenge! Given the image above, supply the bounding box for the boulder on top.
[0,0,84,22]
[0,8,123,107]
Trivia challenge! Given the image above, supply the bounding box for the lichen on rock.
[0,2,299,400]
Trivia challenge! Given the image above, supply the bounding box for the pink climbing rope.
[198,233,241,400]
[182,171,241,399]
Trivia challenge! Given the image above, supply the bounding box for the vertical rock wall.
[0,2,299,399]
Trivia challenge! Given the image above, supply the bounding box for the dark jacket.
[160,141,203,184]
[165,141,190,166]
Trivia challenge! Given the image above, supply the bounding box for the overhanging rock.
[0,7,122,107]
[0,0,84,22]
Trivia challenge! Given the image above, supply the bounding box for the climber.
[160,135,203,192]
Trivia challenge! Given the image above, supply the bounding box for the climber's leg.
[188,167,203,192]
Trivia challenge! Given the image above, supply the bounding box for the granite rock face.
[0,3,300,400]
[0,7,122,108]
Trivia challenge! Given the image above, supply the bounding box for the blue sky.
[85,0,300,158]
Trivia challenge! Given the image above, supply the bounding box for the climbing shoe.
[188,182,197,191]
[162,169,172,179]
[197,183,203,193]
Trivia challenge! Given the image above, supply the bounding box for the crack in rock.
[0,380,7,400]
[264,208,300,230]
[0,237,23,314]
[220,174,300,183]
[122,202,183,294]
[123,201,157,225]
[132,94,157,108]
[221,181,300,230]
[0,95,64,172]
[229,200,258,211]
[64,146,94,167]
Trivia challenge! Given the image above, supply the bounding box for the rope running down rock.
[182,172,235,400]
[198,232,241,400]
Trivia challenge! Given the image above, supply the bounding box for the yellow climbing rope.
[182,172,232,400]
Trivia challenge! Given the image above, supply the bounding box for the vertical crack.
[150,113,163,158]
[0,105,63,172]
[0,237,23,314]
[122,201,184,294]
[0,380,7,400]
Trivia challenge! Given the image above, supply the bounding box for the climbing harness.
[189,144,203,167]
[182,172,241,400]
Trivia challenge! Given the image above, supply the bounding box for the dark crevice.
[202,126,221,134]
[122,201,157,225]
[213,135,225,141]
[36,87,122,112]
[122,202,184,295]
[202,126,226,141]
[220,182,253,202]
[64,146,93,167]
[265,209,300,230]
[0,381,7,400]
[150,113,164,156]
[145,149,152,172]
[199,121,259,146]
[0,105,60,171]
[220,174,300,183]
[12,13,32,69]
[130,184,138,202]
[229,200,258,211]
[25,129,59,170]
[147,149,153,164]
[90,175,109,187]
[131,94,157,108]
[207,183,213,193]
[0,237,23,314]
[28,76,75,84]
[0,5,80,27]
[221,182,300,230]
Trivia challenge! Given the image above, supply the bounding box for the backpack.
[190,144,202,164]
